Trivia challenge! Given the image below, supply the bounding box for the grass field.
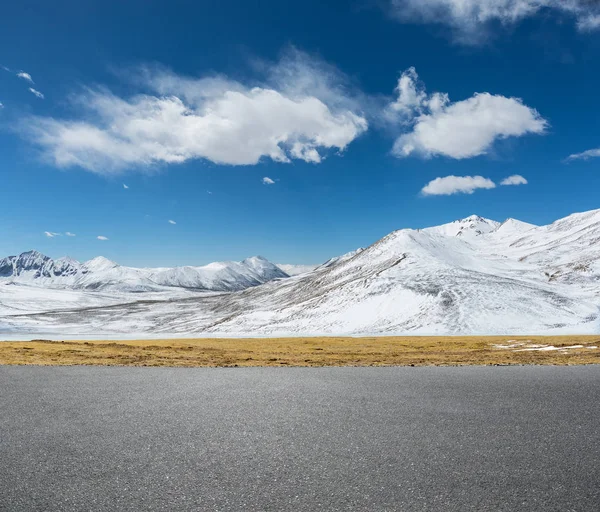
[0,335,599,367]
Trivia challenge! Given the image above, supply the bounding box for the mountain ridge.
[3,208,600,336]
[0,252,288,292]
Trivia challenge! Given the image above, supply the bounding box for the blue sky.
[1,0,600,266]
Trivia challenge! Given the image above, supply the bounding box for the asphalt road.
[1,366,599,511]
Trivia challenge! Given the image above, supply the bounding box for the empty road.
[1,365,599,511]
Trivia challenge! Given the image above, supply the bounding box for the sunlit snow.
[2,209,600,337]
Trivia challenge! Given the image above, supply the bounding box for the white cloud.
[262,177,275,185]
[566,148,600,161]
[389,0,600,41]
[500,174,528,186]
[578,14,600,30]
[421,175,496,196]
[97,235,109,241]
[28,88,44,99]
[44,231,77,237]
[19,52,368,173]
[387,67,427,120]
[388,68,546,159]
[123,183,129,189]
[0,102,3,109]
[17,72,34,83]
[168,219,176,224]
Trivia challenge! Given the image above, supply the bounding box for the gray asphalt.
[1,366,599,511]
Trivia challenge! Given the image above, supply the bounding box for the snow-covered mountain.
[0,251,82,279]
[150,257,288,291]
[0,252,288,292]
[3,208,600,336]
[424,214,501,240]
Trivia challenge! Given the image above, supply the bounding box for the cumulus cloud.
[65,232,76,236]
[388,68,546,159]
[566,148,600,161]
[421,175,496,196]
[28,88,44,99]
[168,219,176,224]
[44,231,61,238]
[388,0,600,42]
[500,174,528,185]
[387,67,427,120]
[17,71,34,83]
[18,51,368,173]
[97,235,109,241]
[262,177,275,185]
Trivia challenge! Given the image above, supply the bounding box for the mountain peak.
[18,250,51,263]
[20,249,46,257]
[242,255,278,270]
[54,256,80,265]
[494,218,537,234]
[243,255,269,263]
[425,215,500,239]
[459,214,487,223]
[15,250,51,268]
[84,256,118,271]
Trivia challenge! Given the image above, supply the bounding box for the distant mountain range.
[0,252,288,292]
[2,208,600,336]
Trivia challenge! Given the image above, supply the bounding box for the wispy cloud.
[388,0,600,43]
[500,174,528,186]
[18,50,368,173]
[97,235,109,241]
[565,148,600,162]
[168,219,176,225]
[421,175,496,196]
[44,231,77,237]
[28,88,44,99]
[387,67,546,159]
[0,102,3,109]
[262,177,275,185]
[2,68,44,101]
[123,183,129,189]
[17,71,34,84]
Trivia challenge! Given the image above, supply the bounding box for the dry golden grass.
[0,335,599,367]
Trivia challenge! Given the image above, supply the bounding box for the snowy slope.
[475,209,600,288]
[2,209,600,336]
[276,264,318,276]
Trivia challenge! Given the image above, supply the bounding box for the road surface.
[1,365,599,511]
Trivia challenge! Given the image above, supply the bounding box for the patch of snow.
[276,264,318,276]
[514,345,585,352]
